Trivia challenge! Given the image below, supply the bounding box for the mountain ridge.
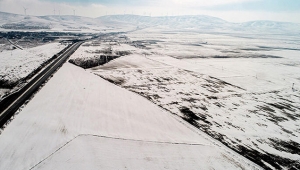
[0,11,299,34]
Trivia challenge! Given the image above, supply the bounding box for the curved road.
[0,41,83,127]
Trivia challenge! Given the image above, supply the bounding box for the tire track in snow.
[29,133,212,170]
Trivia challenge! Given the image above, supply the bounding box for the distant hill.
[0,11,299,34]
[237,20,300,34]
[97,15,231,32]
[0,11,115,32]
[97,15,300,34]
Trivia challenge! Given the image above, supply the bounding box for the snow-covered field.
[0,42,66,99]
[1,12,300,170]
[0,63,260,170]
[95,58,300,169]
[75,30,300,169]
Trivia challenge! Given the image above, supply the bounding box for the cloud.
[171,0,259,7]
[29,0,261,8]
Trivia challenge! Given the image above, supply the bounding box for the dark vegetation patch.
[85,49,131,57]
[188,43,202,46]
[182,97,198,103]
[174,54,282,59]
[82,43,101,47]
[176,102,300,170]
[85,48,113,54]
[180,106,200,121]
[149,94,161,100]
[153,78,162,83]
[256,106,289,123]
[179,108,300,170]
[268,138,300,154]
[213,102,223,107]
[256,123,268,127]
[257,45,300,51]
[220,50,241,53]
[69,55,120,69]
[280,128,294,136]
[201,84,219,93]
[208,76,245,90]
[0,31,85,43]
[282,63,300,67]
[179,107,300,170]
[100,76,125,86]
[278,97,294,103]
[97,65,300,170]
[268,102,296,112]
[257,105,275,113]
[132,40,164,45]
[197,113,211,125]
[199,105,208,111]
[240,48,272,51]
[115,50,132,56]
[169,101,179,105]
[187,127,300,170]
[281,110,299,121]
[1,23,50,30]
[264,102,299,120]
[162,77,172,81]
[0,76,20,89]
[233,145,300,170]
[225,121,241,130]
[180,106,211,125]
[207,96,218,99]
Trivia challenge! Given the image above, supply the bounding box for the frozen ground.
[78,30,300,169]
[0,63,260,170]
[0,42,66,99]
[124,29,300,93]
[1,12,300,170]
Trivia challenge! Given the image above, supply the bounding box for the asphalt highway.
[0,41,83,127]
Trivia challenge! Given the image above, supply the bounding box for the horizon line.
[0,10,299,24]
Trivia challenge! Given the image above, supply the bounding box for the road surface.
[0,41,83,127]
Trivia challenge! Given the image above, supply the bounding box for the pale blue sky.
[0,0,299,22]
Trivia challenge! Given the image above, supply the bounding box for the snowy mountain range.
[0,11,299,34]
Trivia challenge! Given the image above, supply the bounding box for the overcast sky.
[0,0,299,23]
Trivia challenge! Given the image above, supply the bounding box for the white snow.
[1,12,299,170]
[0,43,65,81]
[0,63,260,170]
[33,135,245,170]
[0,42,66,98]
[89,29,300,169]
[94,53,300,169]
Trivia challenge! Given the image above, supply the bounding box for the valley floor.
[0,28,299,170]
[0,63,260,170]
[72,30,300,169]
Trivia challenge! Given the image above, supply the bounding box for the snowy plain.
[81,29,300,169]
[0,63,260,170]
[0,12,300,170]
